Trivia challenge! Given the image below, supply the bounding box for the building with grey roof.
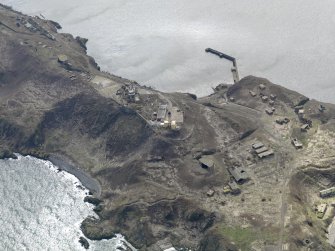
[228,167,249,184]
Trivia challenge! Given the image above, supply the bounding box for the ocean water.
[0,155,135,251]
[1,0,335,103]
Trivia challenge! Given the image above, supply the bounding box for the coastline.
[48,154,101,197]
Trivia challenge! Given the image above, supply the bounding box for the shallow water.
[2,0,335,103]
[0,155,134,251]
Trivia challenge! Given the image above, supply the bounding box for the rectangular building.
[170,107,184,124]
[252,142,264,149]
[255,147,268,154]
[258,149,274,158]
[157,105,168,121]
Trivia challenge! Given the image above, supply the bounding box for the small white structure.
[259,84,266,90]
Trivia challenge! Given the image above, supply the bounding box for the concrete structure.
[255,147,268,154]
[316,203,327,218]
[170,107,184,124]
[163,120,170,128]
[270,94,277,100]
[265,108,274,115]
[319,104,326,113]
[292,138,303,149]
[252,142,264,149]
[276,118,290,125]
[258,149,274,159]
[207,189,215,197]
[252,141,274,158]
[269,100,275,106]
[320,187,335,198]
[116,84,140,103]
[171,121,177,130]
[262,96,269,102]
[249,91,257,97]
[259,84,266,90]
[229,167,249,184]
[199,156,214,169]
[205,48,240,83]
[301,124,310,132]
[228,181,241,194]
[294,105,304,113]
[157,105,168,121]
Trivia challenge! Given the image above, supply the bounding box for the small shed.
[199,156,214,169]
[316,204,327,219]
[292,138,303,149]
[255,147,268,154]
[262,96,269,102]
[270,94,277,100]
[207,189,215,197]
[252,142,264,149]
[265,108,274,115]
[301,124,309,132]
[258,149,274,158]
[259,84,266,90]
[249,91,257,97]
[229,167,249,184]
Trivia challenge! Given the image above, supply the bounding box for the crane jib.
[205,48,236,66]
[205,47,239,83]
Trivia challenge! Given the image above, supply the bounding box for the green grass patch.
[219,226,278,250]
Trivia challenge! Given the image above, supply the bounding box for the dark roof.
[258,149,274,158]
[229,167,249,183]
[255,147,268,154]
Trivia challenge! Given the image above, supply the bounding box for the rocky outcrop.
[79,237,89,249]
[84,196,103,206]
[76,36,88,50]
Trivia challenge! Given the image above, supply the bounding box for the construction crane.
[205,48,240,83]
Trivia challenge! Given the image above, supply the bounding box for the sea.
[1,0,335,103]
[0,155,135,251]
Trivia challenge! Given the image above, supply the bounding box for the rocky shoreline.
[48,154,101,196]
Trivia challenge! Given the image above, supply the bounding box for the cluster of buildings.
[312,187,335,219]
[116,83,140,103]
[252,141,274,159]
[16,16,55,40]
[293,105,313,132]
[152,105,184,130]
[248,84,277,115]
[310,187,335,223]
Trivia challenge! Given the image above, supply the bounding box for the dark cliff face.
[28,93,152,157]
